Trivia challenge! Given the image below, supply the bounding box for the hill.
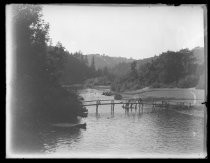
[109,56,157,77]
[86,54,134,70]
[111,47,205,92]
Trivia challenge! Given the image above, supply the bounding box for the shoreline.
[115,87,205,105]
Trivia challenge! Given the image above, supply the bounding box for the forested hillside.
[109,56,157,77]
[111,47,205,92]
[59,51,98,85]
[86,54,134,70]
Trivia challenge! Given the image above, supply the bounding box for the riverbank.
[68,85,206,118]
[81,85,205,106]
[113,87,205,118]
[115,87,205,104]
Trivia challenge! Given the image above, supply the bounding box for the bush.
[151,82,164,88]
[196,73,205,89]
[178,75,199,88]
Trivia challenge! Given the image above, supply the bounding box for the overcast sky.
[42,5,204,59]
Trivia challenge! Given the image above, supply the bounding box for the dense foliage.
[12,5,89,125]
[111,48,205,92]
[86,54,134,70]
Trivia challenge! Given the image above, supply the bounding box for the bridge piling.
[96,100,100,113]
[111,100,115,114]
[152,99,156,112]
[138,104,141,114]
[96,105,98,113]
[135,104,137,113]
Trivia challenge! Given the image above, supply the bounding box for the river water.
[11,88,206,158]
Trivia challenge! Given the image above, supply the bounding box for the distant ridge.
[86,54,134,70]
[86,47,204,77]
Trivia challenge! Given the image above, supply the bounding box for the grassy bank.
[115,87,205,105]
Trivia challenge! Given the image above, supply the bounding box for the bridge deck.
[83,102,168,107]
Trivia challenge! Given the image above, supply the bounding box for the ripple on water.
[22,88,205,157]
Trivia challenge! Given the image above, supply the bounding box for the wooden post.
[96,100,100,113]
[135,103,137,112]
[130,102,133,112]
[138,101,141,114]
[96,104,98,113]
[113,100,115,112]
[111,100,112,112]
[138,98,141,114]
[141,103,144,113]
[111,100,114,114]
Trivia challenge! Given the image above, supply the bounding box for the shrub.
[178,75,199,88]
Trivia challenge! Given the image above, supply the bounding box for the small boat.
[52,123,87,129]
[76,123,86,129]
[78,111,88,117]
[114,94,122,100]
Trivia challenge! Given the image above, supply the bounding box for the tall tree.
[130,61,138,79]
[12,4,86,126]
[84,55,88,65]
[91,56,95,71]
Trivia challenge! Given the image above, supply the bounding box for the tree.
[91,56,96,71]
[84,55,88,65]
[111,48,202,91]
[12,4,87,126]
[12,4,51,123]
[89,56,103,78]
[130,61,138,79]
[102,66,108,76]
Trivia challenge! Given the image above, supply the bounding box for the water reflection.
[111,109,114,117]
[12,122,84,154]
[41,127,83,153]
[11,125,46,154]
[11,88,205,157]
[95,112,101,119]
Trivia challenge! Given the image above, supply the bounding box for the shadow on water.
[11,120,84,155]
[40,126,84,153]
[95,109,115,119]
[95,112,101,119]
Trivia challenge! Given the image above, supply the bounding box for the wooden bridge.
[82,98,202,114]
[83,98,171,114]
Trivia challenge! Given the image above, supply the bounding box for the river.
[10,88,206,158]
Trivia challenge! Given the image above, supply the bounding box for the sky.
[42,5,204,59]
